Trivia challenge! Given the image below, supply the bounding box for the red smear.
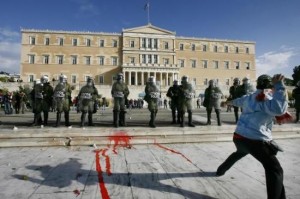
[108,131,133,154]
[154,142,192,163]
[275,111,293,124]
[256,91,266,101]
[73,189,80,197]
[95,149,110,199]
[101,149,112,176]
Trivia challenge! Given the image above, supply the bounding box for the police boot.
[65,111,70,127]
[234,110,239,124]
[180,111,185,127]
[216,110,222,126]
[188,110,195,127]
[149,111,156,128]
[119,110,127,127]
[80,112,87,127]
[206,110,211,125]
[177,110,181,124]
[44,112,49,126]
[88,112,94,126]
[35,113,42,126]
[171,109,176,124]
[113,110,119,128]
[55,112,61,127]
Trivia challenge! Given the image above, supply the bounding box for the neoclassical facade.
[20,24,255,97]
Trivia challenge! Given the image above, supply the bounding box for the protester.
[216,74,287,199]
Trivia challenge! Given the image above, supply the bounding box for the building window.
[164,42,169,50]
[202,60,208,68]
[99,75,104,84]
[142,54,146,63]
[193,78,197,86]
[180,44,184,51]
[57,55,63,64]
[45,38,50,45]
[235,47,239,53]
[71,55,77,65]
[178,59,185,68]
[213,61,219,69]
[154,55,158,64]
[29,75,34,82]
[112,40,118,47]
[29,36,35,45]
[59,38,64,46]
[235,61,240,69]
[148,38,152,48]
[246,47,249,54]
[224,46,228,53]
[191,44,196,51]
[226,79,230,86]
[130,40,135,48]
[72,38,77,46]
[85,56,91,65]
[163,58,169,65]
[245,62,250,70]
[43,55,49,64]
[130,57,135,64]
[99,56,105,65]
[148,55,152,64]
[203,45,207,52]
[86,39,91,46]
[191,60,196,68]
[153,39,158,49]
[214,46,218,52]
[142,38,146,48]
[204,78,208,85]
[29,55,35,64]
[224,61,229,69]
[99,39,104,47]
[112,57,118,66]
[71,75,77,84]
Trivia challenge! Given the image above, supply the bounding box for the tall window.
[112,57,118,65]
[191,60,196,68]
[45,38,50,45]
[29,55,35,64]
[246,47,249,54]
[112,40,118,47]
[99,39,104,47]
[130,57,135,64]
[193,78,197,86]
[43,55,49,64]
[224,61,229,69]
[86,39,91,46]
[180,44,184,51]
[204,78,208,85]
[148,38,152,48]
[213,61,219,69]
[99,75,104,84]
[203,45,207,52]
[130,40,135,48]
[29,75,34,82]
[99,56,105,65]
[85,56,91,65]
[71,75,77,84]
[235,61,240,69]
[142,38,146,48]
[226,79,230,86]
[29,36,35,45]
[164,42,169,50]
[179,59,185,68]
[153,39,158,49]
[235,47,239,53]
[245,62,250,70]
[57,55,63,64]
[72,38,77,46]
[202,60,208,68]
[71,55,77,65]
[191,44,196,51]
[224,46,228,53]
[163,58,169,65]
[214,46,218,52]
[154,55,158,64]
[148,55,152,64]
[59,38,64,46]
[142,54,146,63]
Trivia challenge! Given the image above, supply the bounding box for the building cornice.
[21,28,121,36]
[176,36,255,44]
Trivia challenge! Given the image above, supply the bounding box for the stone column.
[135,71,138,86]
[141,72,144,85]
[128,71,131,85]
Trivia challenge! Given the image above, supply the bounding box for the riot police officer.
[33,75,54,126]
[166,80,180,124]
[237,77,255,97]
[292,81,300,123]
[111,73,130,127]
[54,74,72,127]
[203,79,223,126]
[78,77,99,127]
[229,78,241,123]
[144,76,160,128]
[178,76,195,127]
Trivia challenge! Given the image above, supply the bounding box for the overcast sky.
[0,0,299,78]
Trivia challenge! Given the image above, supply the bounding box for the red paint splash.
[101,149,112,176]
[73,189,80,197]
[94,149,110,199]
[154,142,192,163]
[108,131,132,154]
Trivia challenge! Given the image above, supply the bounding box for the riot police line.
[27,73,255,128]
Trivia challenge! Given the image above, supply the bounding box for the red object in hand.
[275,112,293,124]
[256,91,266,101]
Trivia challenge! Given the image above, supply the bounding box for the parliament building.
[20,24,256,98]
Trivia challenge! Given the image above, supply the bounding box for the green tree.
[292,65,300,85]
[284,77,293,86]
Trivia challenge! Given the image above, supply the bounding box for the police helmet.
[297,81,300,87]
[40,75,49,83]
[148,76,155,83]
[209,79,215,86]
[173,80,178,86]
[117,73,123,80]
[256,74,272,89]
[59,74,67,83]
[242,77,250,83]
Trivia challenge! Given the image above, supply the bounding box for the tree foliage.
[292,65,300,85]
